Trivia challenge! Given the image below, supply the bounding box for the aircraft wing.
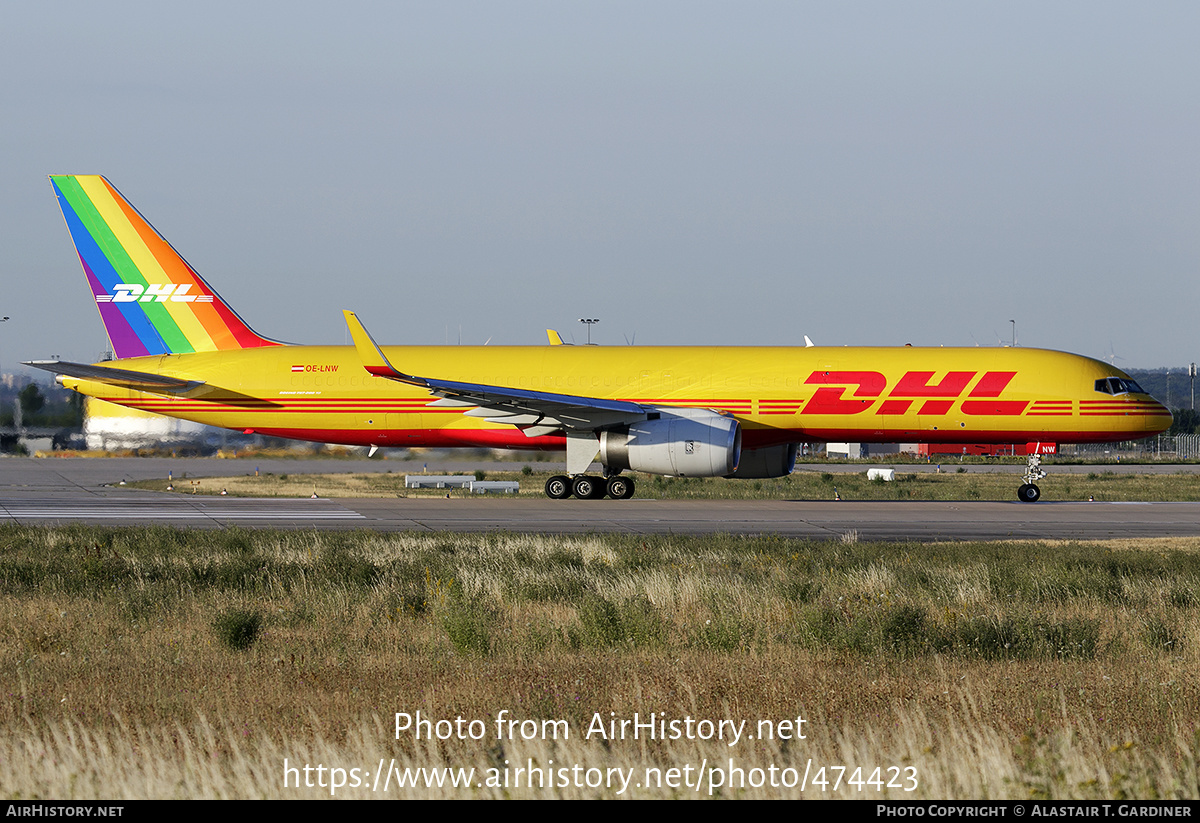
[343,311,647,438]
[24,360,204,393]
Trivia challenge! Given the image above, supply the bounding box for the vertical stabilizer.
[49,175,282,358]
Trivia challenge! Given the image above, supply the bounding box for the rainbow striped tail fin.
[50,175,282,358]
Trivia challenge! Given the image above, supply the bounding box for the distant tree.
[1169,408,1199,436]
[18,384,45,418]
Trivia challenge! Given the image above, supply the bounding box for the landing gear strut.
[1017,454,1047,503]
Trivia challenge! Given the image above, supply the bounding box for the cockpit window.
[1094,378,1146,395]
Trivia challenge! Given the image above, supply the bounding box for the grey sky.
[3,2,1197,369]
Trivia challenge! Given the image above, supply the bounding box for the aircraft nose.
[1146,399,1173,433]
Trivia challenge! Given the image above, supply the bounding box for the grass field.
[128,466,1200,502]
[2,525,1198,798]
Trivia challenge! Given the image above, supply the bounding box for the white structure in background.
[84,397,210,451]
[825,442,865,459]
[826,442,912,458]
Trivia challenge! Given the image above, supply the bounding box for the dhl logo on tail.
[50,175,279,358]
[96,284,213,304]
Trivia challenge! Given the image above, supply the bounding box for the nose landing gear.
[1017,454,1048,502]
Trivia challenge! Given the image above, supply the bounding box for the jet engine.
[725,443,798,479]
[599,408,741,477]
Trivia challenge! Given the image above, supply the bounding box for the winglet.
[343,310,419,383]
[547,329,566,346]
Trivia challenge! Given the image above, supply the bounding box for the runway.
[2,456,1199,539]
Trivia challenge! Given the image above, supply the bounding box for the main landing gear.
[544,474,636,500]
[1017,454,1048,503]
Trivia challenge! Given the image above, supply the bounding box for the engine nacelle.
[599,408,741,477]
[725,443,798,479]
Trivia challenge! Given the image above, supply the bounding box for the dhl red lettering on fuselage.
[802,371,887,415]
[959,371,1027,416]
[876,371,975,416]
[802,370,1027,416]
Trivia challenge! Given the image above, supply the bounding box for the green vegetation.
[212,607,263,651]
[2,525,1198,798]
[0,380,84,430]
[11,523,1193,662]
[1169,408,1200,436]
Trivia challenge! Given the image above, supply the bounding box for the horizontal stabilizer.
[24,360,204,393]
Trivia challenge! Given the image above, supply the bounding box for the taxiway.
[2,457,1198,540]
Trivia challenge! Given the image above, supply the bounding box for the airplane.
[28,175,1172,502]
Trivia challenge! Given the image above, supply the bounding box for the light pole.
[0,316,8,379]
[579,318,599,345]
[1010,319,1016,347]
[1,317,10,438]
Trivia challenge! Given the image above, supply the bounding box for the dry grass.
[2,526,1198,799]
[4,695,1196,799]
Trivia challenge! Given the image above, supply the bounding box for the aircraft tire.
[572,475,604,499]
[606,475,635,500]
[1017,483,1042,503]
[545,475,572,499]
[568,475,592,499]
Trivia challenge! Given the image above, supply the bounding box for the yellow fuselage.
[62,344,1171,450]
